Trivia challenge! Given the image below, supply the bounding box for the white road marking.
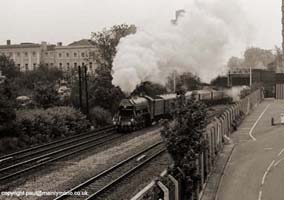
[264,148,273,151]
[274,157,284,167]
[261,160,275,185]
[277,148,284,157]
[259,147,284,199]
[258,190,262,200]
[259,160,275,200]
[248,104,271,141]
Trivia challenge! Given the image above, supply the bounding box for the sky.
[0,0,281,51]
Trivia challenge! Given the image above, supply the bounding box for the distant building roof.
[0,43,41,49]
[68,39,94,46]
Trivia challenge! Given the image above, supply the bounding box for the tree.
[88,65,125,114]
[267,46,282,71]
[17,65,63,90]
[83,24,136,114]
[227,56,245,70]
[131,81,167,97]
[161,93,207,197]
[243,48,275,70]
[90,24,136,69]
[210,76,228,87]
[33,82,60,108]
[0,55,20,79]
[0,78,16,137]
[166,72,202,92]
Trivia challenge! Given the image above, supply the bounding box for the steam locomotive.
[113,89,231,132]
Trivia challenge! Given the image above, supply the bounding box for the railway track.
[0,126,121,182]
[53,141,166,200]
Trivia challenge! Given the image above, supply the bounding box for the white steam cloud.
[112,0,253,92]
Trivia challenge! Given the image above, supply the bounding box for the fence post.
[157,181,170,200]
[168,175,180,200]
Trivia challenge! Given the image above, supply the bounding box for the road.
[217,99,284,200]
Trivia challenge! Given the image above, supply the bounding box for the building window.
[81,52,85,57]
[25,64,28,71]
[58,53,62,58]
[45,52,48,56]
[67,63,70,70]
[66,53,69,57]
[32,52,36,56]
[50,63,54,66]
[74,62,77,68]
[74,53,77,57]
[8,52,12,57]
[33,63,36,70]
[89,62,92,70]
[25,52,28,57]
[17,52,20,57]
[17,64,20,68]
[59,63,62,69]
[82,62,85,67]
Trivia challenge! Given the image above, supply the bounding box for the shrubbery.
[161,93,207,198]
[89,106,112,127]
[0,107,90,153]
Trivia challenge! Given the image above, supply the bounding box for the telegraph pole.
[83,64,89,118]
[78,65,83,111]
[282,0,284,71]
[282,0,284,54]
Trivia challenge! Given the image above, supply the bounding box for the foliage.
[227,56,245,70]
[0,55,20,79]
[161,93,207,197]
[0,79,16,137]
[90,24,136,69]
[33,82,61,108]
[227,47,276,71]
[71,24,136,114]
[210,76,228,87]
[131,81,167,97]
[166,72,202,92]
[14,65,64,92]
[89,106,112,127]
[244,48,275,69]
[88,65,125,113]
[15,107,90,144]
[267,46,282,71]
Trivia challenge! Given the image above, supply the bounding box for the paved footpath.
[217,99,284,200]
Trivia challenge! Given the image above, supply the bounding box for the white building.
[0,39,97,73]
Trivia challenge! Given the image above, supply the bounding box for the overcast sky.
[0,0,281,50]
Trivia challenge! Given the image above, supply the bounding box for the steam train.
[113,89,231,132]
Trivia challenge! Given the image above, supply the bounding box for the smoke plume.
[112,0,253,92]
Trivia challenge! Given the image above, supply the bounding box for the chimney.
[41,41,47,51]
[57,42,62,46]
[6,40,11,45]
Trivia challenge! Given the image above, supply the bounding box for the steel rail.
[0,128,115,167]
[0,125,115,161]
[86,148,165,200]
[0,133,121,182]
[53,141,165,200]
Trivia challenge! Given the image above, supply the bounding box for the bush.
[0,137,19,152]
[15,107,90,145]
[161,94,207,198]
[89,106,112,127]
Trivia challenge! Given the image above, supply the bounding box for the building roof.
[0,43,41,49]
[68,39,94,46]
